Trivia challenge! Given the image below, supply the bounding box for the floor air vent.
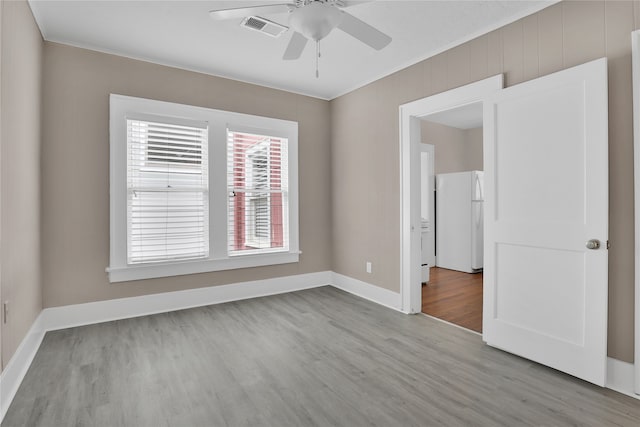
[241,16,288,38]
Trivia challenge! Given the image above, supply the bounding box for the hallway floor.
[422,267,483,333]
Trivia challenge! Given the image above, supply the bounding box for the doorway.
[399,75,502,316]
[419,104,484,333]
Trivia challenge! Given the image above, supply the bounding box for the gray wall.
[421,121,483,174]
[0,0,43,369]
[41,42,332,307]
[331,0,639,363]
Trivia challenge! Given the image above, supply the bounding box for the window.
[227,131,288,253]
[109,95,299,282]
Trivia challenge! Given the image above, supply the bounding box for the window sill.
[107,251,300,283]
[229,246,286,256]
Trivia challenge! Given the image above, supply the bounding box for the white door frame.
[399,75,503,314]
[631,29,640,395]
[420,143,435,267]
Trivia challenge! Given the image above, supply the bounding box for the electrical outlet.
[366,262,372,274]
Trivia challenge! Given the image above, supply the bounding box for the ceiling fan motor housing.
[289,2,343,42]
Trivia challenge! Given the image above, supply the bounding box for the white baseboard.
[0,270,331,423]
[0,312,46,422]
[41,271,332,331]
[330,272,402,311]
[606,357,640,400]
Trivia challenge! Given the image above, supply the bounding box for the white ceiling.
[423,102,483,130]
[28,0,555,100]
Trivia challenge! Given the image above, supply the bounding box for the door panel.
[495,84,585,224]
[495,244,585,345]
[483,58,608,386]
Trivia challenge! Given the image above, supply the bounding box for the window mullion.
[209,120,230,260]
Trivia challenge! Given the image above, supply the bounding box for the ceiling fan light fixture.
[289,2,343,42]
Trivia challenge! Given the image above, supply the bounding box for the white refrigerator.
[435,171,483,273]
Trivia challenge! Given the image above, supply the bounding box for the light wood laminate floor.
[422,267,483,333]
[3,286,639,427]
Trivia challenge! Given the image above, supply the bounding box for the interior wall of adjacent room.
[421,121,483,174]
[41,42,332,308]
[0,0,43,370]
[330,0,639,363]
[464,127,483,172]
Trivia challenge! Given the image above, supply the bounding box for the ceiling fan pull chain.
[316,40,320,78]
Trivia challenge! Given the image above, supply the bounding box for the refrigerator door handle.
[475,173,484,201]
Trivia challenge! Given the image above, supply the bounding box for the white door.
[483,58,609,386]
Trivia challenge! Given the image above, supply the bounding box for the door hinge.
[606,240,611,250]
[3,301,8,324]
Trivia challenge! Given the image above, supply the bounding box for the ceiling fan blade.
[209,4,294,21]
[338,1,374,7]
[337,11,391,50]
[283,31,308,60]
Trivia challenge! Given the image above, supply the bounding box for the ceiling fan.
[209,0,392,74]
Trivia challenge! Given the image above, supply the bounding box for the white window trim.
[109,94,299,283]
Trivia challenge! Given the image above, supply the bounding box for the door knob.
[586,239,601,250]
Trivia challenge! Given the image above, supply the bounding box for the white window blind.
[127,118,209,264]
[227,130,288,254]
